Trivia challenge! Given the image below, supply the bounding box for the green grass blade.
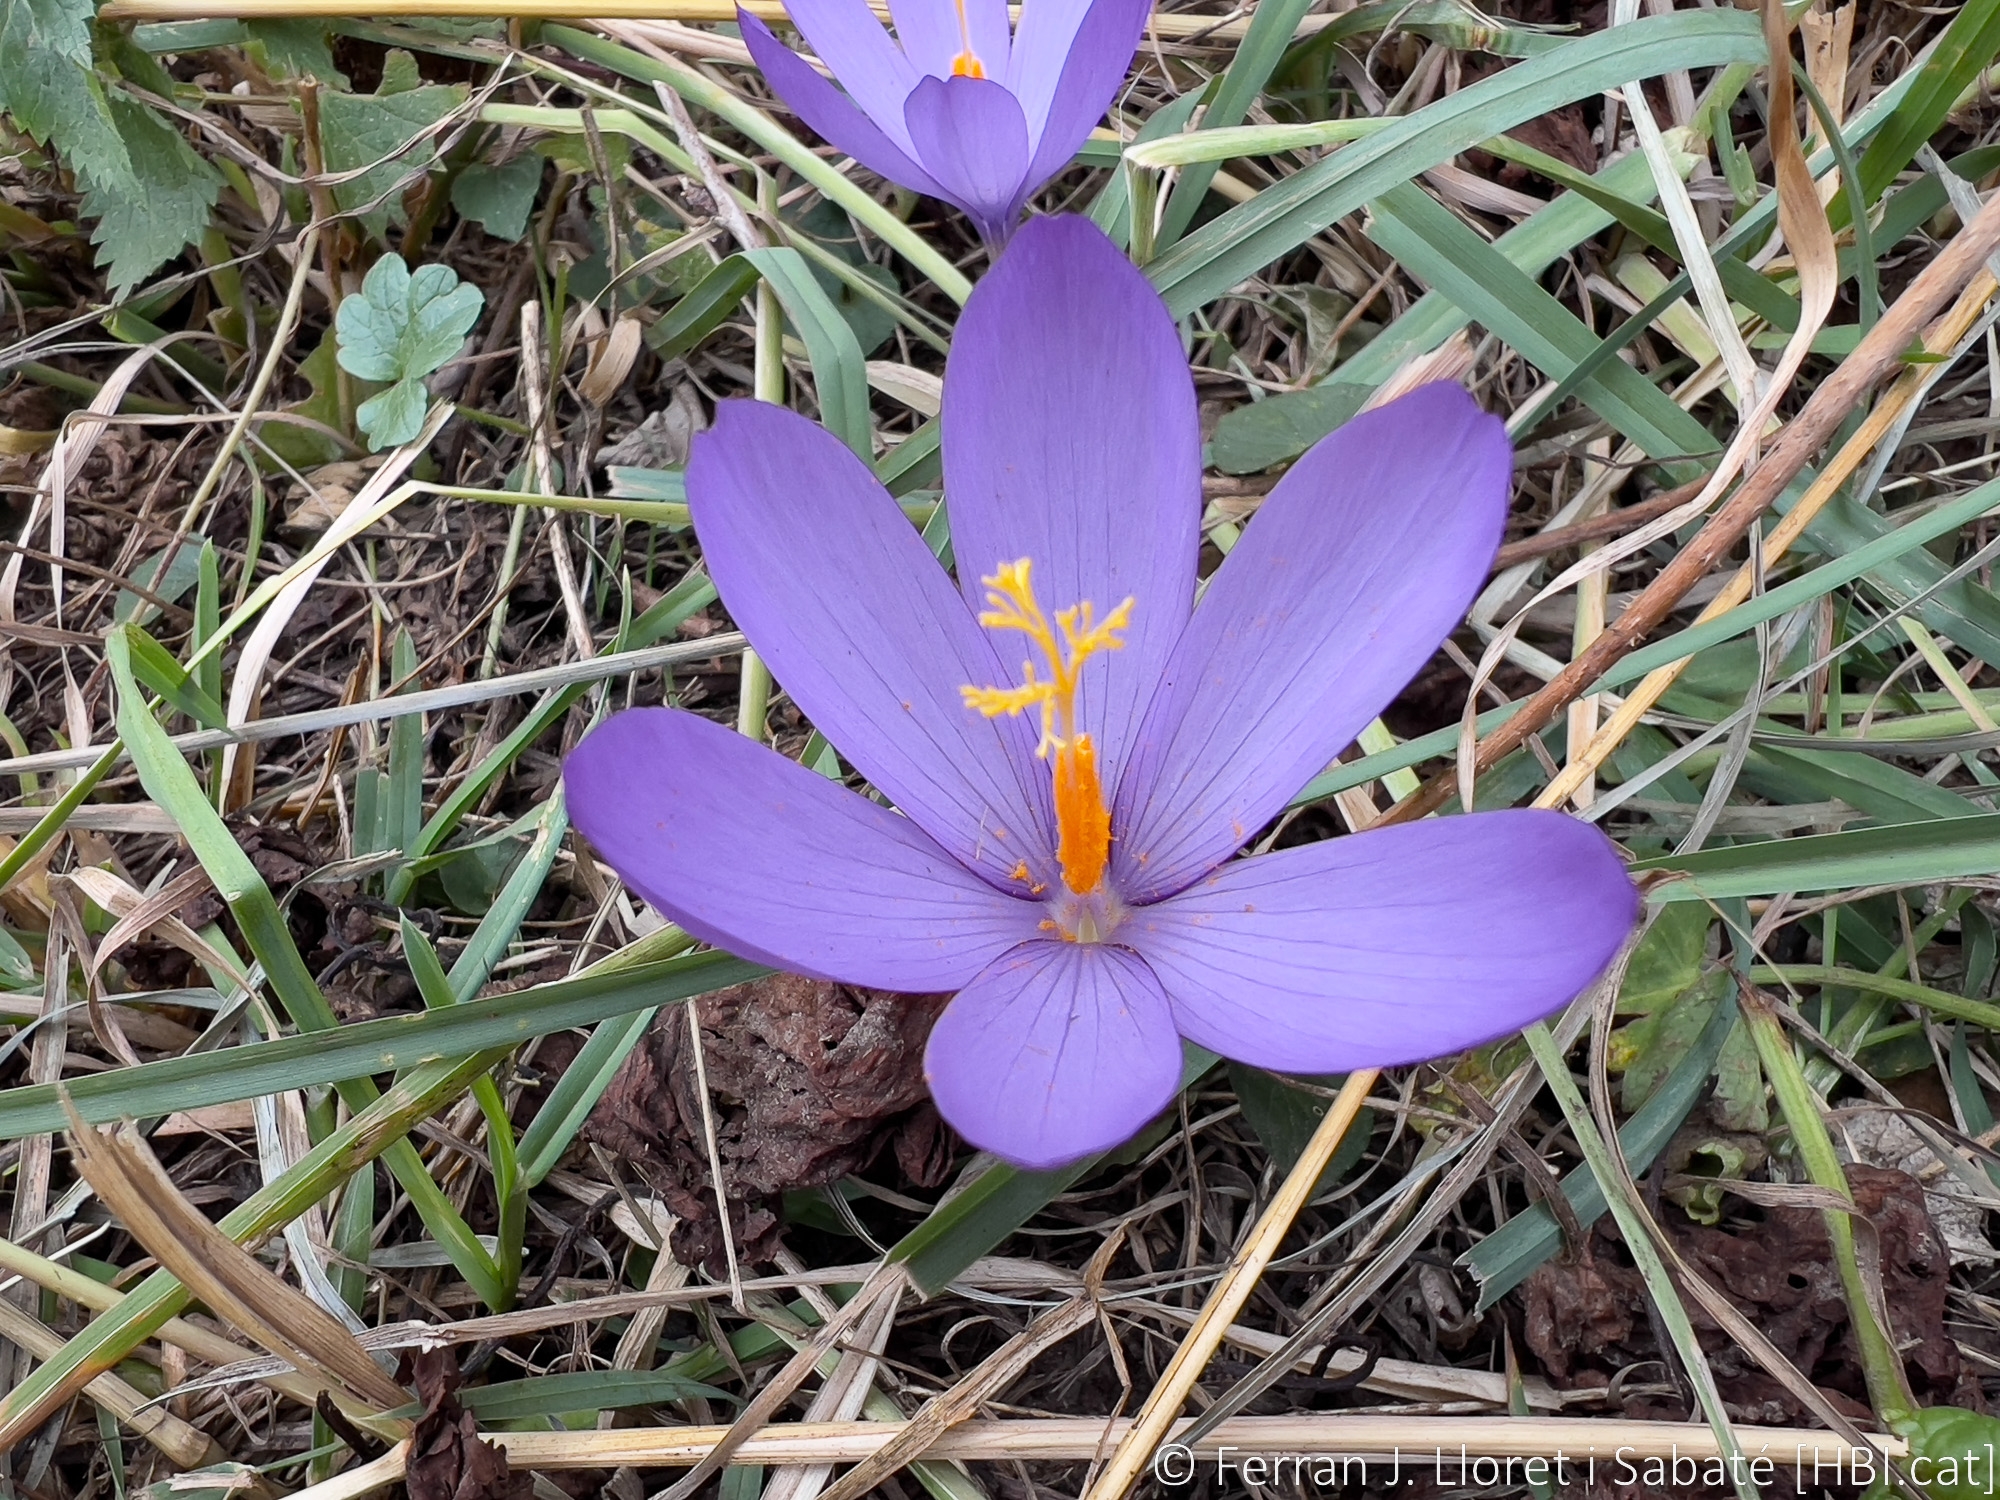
[0,949,765,1140]
[1638,814,2000,902]
[1147,9,1765,316]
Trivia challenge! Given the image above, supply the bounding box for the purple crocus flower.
[737,0,1149,245]
[565,216,1638,1171]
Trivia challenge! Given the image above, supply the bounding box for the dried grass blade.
[0,1296,221,1469]
[62,1102,409,1414]
[817,1234,1119,1500]
[1081,1070,1377,1500]
[658,1261,908,1500]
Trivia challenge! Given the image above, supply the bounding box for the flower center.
[948,0,986,76]
[960,558,1133,897]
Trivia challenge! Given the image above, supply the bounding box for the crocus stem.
[1738,982,1917,1428]
[1082,1069,1378,1500]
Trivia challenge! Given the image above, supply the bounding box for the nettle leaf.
[0,6,127,189]
[336,253,483,449]
[0,0,92,68]
[317,53,464,240]
[85,92,222,294]
[0,6,219,291]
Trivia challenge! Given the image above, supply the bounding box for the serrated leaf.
[0,27,128,190]
[0,0,92,69]
[85,92,221,293]
[317,68,463,239]
[451,152,541,240]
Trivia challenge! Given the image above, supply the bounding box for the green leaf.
[1882,1407,2000,1500]
[86,94,221,294]
[336,253,482,448]
[376,46,421,94]
[1617,970,1726,1113]
[1617,903,1710,1015]
[1209,383,1368,476]
[1155,0,1319,246]
[1366,179,1712,461]
[0,0,123,189]
[455,1369,735,1421]
[1710,1019,1766,1133]
[112,541,205,627]
[1844,0,2000,221]
[1640,815,2000,903]
[0,947,763,1140]
[0,0,91,69]
[353,377,429,450]
[243,19,345,84]
[0,8,220,291]
[451,152,542,241]
[647,247,870,456]
[317,67,464,239]
[1204,145,1675,469]
[1227,1063,1372,1192]
[337,253,484,382]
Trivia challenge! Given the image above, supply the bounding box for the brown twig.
[1491,478,1706,571]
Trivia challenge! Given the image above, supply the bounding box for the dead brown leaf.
[401,1347,532,1500]
[582,972,950,1271]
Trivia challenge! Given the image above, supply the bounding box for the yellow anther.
[961,558,1132,895]
[960,680,1053,719]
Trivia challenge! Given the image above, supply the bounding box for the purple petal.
[1004,0,1090,138]
[771,0,920,132]
[741,10,944,196]
[889,0,1009,80]
[925,939,1182,1169]
[1019,0,1151,187]
[565,708,1043,990]
[1126,811,1638,1072]
[904,75,1032,243]
[688,400,1060,891]
[943,215,1199,796]
[1112,383,1511,903]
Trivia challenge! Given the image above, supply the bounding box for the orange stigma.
[948,0,986,77]
[960,559,1132,895]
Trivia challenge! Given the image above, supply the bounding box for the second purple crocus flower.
[739,0,1149,245]
[566,216,1638,1171]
